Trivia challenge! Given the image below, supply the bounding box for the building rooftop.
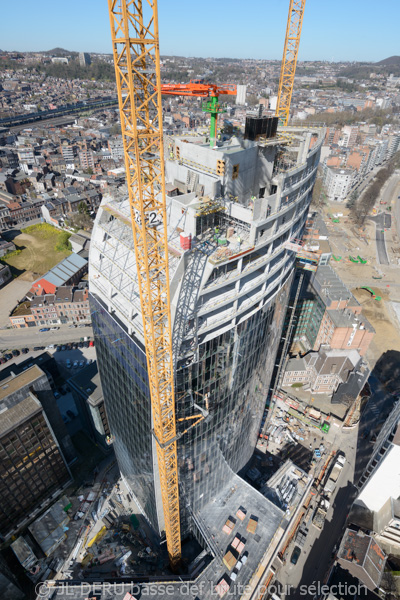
[69,362,103,407]
[356,445,400,513]
[0,365,44,403]
[313,264,355,305]
[261,459,312,518]
[285,357,306,372]
[332,358,370,405]
[328,308,374,332]
[47,469,311,600]
[0,393,41,438]
[31,294,55,308]
[338,529,386,590]
[34,253,87,288]
[29,497,70,556]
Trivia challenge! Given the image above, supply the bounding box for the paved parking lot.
[0,344,97,375]
[0,277,33,328]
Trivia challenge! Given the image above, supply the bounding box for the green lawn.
[1,223,71,276]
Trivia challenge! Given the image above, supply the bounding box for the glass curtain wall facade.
[175,283,290,524]
[89,127,324,537]
[90,296,160,529]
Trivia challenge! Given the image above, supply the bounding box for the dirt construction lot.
[2,225,71,277]
[352,287,400,367]
[320,181,400,368]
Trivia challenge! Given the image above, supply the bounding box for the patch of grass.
[54,231,72,252]
[1,249,22,259]
[291,383,303,388]
[1,224,72,276]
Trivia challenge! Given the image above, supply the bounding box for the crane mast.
[276,0,306,126]
[107,0,181,567]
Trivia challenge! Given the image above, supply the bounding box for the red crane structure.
[161,80,236,146]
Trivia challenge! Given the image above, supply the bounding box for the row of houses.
[10,285,90,328]
[9,252,90,328]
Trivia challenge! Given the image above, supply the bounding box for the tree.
[68,211,93,231]
[346,190,359,209]
[311,171,327,209]
[78,201,89,215]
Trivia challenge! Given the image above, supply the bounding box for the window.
[232,164,239,179]
[216,160,225,175]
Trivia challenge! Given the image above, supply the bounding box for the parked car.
[39,328,50,332]
[73,361,79,368]
[79,360,85,368]
[89,341,94,347]
[61,345,66,351]
[290,546,301,565]
[12,349,20,357]
[86,359,92,366]
[0,357,6,364]
[84,341,89,348]
[33,346,44,351]
[53,391,61,399]
[78,323,86,328]
[46,344,55,350]
[68,324,76,329]
[21,347,29,354]
[78,342,84,348]
[50,327,59,331]
[5,353,13,360]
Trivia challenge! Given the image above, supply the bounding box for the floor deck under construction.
[48,466,313,600]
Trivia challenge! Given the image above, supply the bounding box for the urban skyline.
[1,0,399,62]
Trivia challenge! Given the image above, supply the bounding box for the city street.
[278,424,358,599]
[277,371,397,599]
[0,324,93,352]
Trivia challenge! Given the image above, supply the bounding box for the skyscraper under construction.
[89,123,323,538]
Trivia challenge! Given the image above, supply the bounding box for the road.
[278,374,397,599]
[374,212,391,265]
[280,425,358,600]
[0,324,93,351]
[394,178,400,239]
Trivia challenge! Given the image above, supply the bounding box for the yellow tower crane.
[276,0,306,126]
[107,0,181,567]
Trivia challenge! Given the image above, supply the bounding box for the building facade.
[323,166,356,202]
[293,265,375,356]
[282,348,362,394]
[89,126,324,536]
[0,366,72,539]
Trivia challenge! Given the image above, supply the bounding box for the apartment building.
[282,347,362,394]
[323,166,356,202]
[293,265,375,357]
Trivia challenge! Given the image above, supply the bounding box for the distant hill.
[376,56,400,67]
[42,48,78,57]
